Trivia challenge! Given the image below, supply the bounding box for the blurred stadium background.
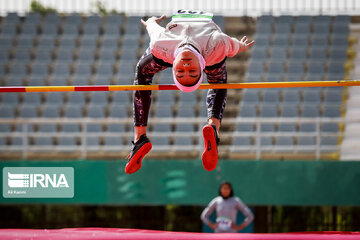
[0,0,360,234]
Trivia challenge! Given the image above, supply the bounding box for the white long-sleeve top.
[201,196,254,233]
[145,18,246,66]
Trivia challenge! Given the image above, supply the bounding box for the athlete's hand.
[141,15,166,27]
[231,222,246,231]
[209,222,219,230]
[238,36,255,53]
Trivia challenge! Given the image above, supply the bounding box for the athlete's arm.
[140,15,166,27]
[141,15,166,40]
[200,199,219,230]
[218,33,254,58]
[232,197,254,231]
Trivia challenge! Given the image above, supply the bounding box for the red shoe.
[125,134,152,174]
[202,124,220,171]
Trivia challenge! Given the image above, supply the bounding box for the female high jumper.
[125,10,254,174]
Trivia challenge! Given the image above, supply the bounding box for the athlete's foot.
[125,134,152,174]
[202,124,220,171]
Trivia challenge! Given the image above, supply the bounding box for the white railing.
[0,0,359,16]
[1,117,358,160]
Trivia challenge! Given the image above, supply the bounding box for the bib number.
[172,9,213,22]
[216,217,232,231]
[176,10,206,15]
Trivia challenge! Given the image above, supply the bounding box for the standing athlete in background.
[201,182,254,233]
[126,10,254,174]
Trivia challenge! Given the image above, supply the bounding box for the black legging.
[133,48,227,126]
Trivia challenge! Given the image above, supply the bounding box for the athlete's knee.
[205,70,227,84]
[134,69,151,85]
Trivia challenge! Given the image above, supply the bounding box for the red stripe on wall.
[0,228,359,240]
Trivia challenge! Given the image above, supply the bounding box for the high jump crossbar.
[0,80,359,93]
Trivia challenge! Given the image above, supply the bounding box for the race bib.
[172,9,213,22]
[216,216,232,231]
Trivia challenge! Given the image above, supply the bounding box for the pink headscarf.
[173,45,206,92]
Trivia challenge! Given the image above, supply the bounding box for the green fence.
[1,160,360,206]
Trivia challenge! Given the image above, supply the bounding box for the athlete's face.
[173,50,201,86]
[220,184,231,198]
